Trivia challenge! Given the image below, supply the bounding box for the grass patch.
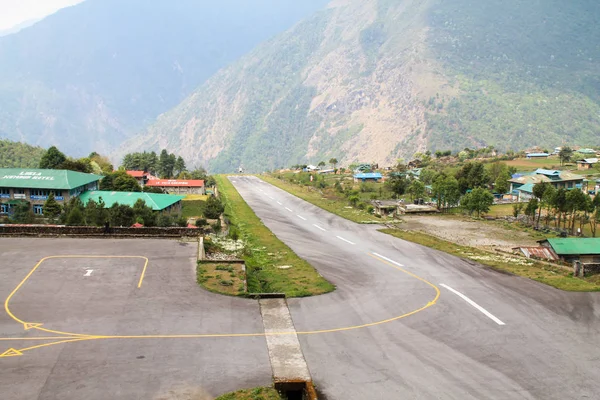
[380,228,600,292]
[485,203,516,217]
[215,175,334,297]
[196,262,246,296]
[216,387,282,400]
[182,200,206,219]
[504,157,566,171]
[184,194,209,201]
[261,175,379,224]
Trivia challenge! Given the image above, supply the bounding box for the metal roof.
[535,169,561,176]
[527,153,549,157]
[516,247,559,261]
[145,179,205,187]
[126,170,146,178]
[79,191,184,211]
[0,169,102,190]
[516,183,534,193]
[354,173,382,179]
[541,238,600,255]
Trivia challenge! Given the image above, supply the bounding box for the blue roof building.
[354,172,383,182]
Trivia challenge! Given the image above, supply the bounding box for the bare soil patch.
[399,215,540,250]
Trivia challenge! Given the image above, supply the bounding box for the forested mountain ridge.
[0,0,329,156]
[123,0,600,172]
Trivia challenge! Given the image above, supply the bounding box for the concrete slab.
[259,298,311,383]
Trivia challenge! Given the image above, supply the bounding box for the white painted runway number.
[84,269,94,277]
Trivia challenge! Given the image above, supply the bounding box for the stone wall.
[0,225,204,238]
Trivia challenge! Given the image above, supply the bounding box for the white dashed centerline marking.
[277,201,282,205]
[313,224,326,231]
[285,207,293,212]
[440,284,506,326]
[336,236,355,245]
[372,252,404,267]
[297,215,307,221]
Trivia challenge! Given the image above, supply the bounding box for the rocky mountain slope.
[0,0,328,156]
[125,0,600,172]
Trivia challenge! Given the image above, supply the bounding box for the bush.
[219,280,233,286]
[204,196,224,219]
[357,202,366,210]
[367,205,374,213]
[195,218,207,227]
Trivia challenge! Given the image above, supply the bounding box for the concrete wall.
[0,225,204,237]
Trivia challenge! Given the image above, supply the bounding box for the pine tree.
[43,192,62,221]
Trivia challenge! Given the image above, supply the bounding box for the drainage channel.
[258,295,318,400]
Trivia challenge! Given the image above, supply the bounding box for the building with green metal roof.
[539,238,600,264]
[0,168,102,216]
[79,191,184,213]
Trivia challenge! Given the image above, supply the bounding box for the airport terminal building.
[0,168,102,215]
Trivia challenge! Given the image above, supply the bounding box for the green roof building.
[79,191,184,212]
[0,168,102,216]
[539,238,600,264]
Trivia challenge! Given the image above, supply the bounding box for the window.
[14,189,25,194]
[0,188,9,195]
[567,182,573,189]
[33,205,43,215]
[0,204,8,214]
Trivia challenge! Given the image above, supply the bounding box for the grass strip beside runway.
[380,229,600,292]
[215,175,335,297]
[261,175,376,224]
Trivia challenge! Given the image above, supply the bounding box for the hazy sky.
[0,0,84,30]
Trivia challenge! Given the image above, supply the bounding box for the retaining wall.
[0,225,204,238]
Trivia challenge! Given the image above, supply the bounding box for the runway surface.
[231,175,600,400]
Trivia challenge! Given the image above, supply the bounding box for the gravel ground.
[399,215,540,250]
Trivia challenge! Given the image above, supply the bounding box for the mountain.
[0,0,329,156]
[0,18,42,37]
[124,0,600,172]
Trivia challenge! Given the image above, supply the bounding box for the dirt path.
[399,215,540,250]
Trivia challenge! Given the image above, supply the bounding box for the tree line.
[515,184,600,236]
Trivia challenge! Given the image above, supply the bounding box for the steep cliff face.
[125,0,600,172]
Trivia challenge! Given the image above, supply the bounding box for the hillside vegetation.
[124,0,600,172]
[0,139,46,168]
[0,0,329,156]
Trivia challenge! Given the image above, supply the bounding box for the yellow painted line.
[3,251,440,356]
[5,255,148,338]
[137,257,149,288]
[16,337,93,353]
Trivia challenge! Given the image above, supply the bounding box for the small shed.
[371,200,401,217]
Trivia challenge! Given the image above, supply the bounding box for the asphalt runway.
[231,176,600,400]
[0,238,271,400]
[2,178,600,400]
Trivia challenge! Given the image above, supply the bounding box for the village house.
[576,158,598,170]
[510,169,587,202]
[526,152,550,159]
[144,179,206,195]
[0,168,101,216]
[538,238,600,265]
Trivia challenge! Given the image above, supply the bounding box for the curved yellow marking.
[4,255,149,338]
[4,252,440,356]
